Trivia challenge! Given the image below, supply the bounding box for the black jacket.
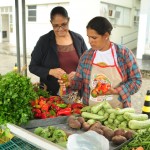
[29,30,87,95]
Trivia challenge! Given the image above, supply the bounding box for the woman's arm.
[115,46,142,104]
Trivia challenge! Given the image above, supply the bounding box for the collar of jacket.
[48,30,84,57]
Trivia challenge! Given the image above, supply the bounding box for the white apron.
[89,43,123,108]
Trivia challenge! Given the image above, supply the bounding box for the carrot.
[136,146,144,150]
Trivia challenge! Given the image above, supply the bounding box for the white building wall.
[26,3,70,54]
[69,0,100,49]
[0,0,143,56]
[137,0,150,59]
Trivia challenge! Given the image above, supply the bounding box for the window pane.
[28,17,36,21]
[28,6,36,9]
[29,10,36,16]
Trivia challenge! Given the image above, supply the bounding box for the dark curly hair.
[86,16,113,35]
[50,6,69,20]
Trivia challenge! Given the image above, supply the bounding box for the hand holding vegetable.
[91,82,111,97]
[49,68,66,79]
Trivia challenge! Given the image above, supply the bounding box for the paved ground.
[0,53,150,113]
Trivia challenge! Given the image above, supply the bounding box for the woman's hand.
[68,71,76,80]
[49,68,66,79]
[106,88,118,95]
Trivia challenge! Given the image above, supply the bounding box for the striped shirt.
[71,43,142,108]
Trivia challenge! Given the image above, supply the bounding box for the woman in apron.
[59,16,142,108]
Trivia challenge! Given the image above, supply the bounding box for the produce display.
[121,130,150,150]
[67,115,135,145]
[80,101,150,131]
[34,126,68,148]
[0,129,14,144]
[0,71,37,126]
[91,82,111,97]
[1,71,150,149]
[31,96,84,119]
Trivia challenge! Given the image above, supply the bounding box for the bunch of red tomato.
[31,96,83,119]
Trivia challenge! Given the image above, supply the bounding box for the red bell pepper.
[71,103,83,109]
[57,108,71,116]
[73,108,81,114]
[39,99,46,107]
[35,113,42,118]
[33,108,42,118]
[51,103,60,111]
[41,104,49,112]
[41,112,50,119]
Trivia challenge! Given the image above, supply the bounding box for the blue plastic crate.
[0,137,41,150]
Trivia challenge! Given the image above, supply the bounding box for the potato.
[112,135,127,145]
[103,128,114,141]
[89,121,102,130]
[68,119,81,129]
[89,128,103,135]
[67,115,76,123]
[82,122,91,131]
[114,129,125,136]
[124,130,135,140]
[100,125,109,131]
[77,117,85,125]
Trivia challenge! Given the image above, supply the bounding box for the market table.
[7,116,129,150]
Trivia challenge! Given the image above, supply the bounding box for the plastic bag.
[67,130,109,150]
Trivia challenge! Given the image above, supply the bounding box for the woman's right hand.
[49,68,66,79]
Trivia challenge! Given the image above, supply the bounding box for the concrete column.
[0,15,2,42]
[69,0,100,48]
[137,0,150,59]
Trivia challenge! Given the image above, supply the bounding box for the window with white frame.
[28,5,36,22]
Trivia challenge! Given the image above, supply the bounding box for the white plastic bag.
[67,130,109,150]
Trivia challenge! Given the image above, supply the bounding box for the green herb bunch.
[0,71,38,126]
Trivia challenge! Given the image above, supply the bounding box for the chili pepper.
[39,99,46,107]
[31,101,36,107]
[41,104,49,112]
[61,74,68,82]
[35,113,42,118]
[57,108,71,116]
[41,112,50,119]
[31,99,39,107]
[56,103,67,108]
[51,103,60,111]
[33,109,42,118]
[34,108,41,114]
[73,108,81,114]
[39,96,47,101]
[101,84,108,93]
[71,103,83,109]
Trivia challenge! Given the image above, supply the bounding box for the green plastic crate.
[0,137,41,150]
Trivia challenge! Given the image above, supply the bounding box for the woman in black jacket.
[29,6,87,95]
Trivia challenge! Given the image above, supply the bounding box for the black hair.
[50,6,69,20]
[86,16,113,35]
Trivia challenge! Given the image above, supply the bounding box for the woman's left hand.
[105,88,118,95]
[68,71,76,81]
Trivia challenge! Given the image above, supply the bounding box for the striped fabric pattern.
[71,43,142,108]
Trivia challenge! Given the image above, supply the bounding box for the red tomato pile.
[31,96,84,119]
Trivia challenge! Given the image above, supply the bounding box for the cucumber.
[128,119,150,130]
[81,106,91,112]
[81,112,105,120]
[87,119,96,125]
[91,102,104,114]
[124,112,148,121]
[106,108,116,114]
[116,107,135,115]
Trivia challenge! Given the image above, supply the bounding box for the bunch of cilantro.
[0,71,38,126]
